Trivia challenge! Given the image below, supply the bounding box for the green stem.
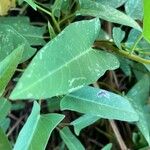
[35,4,61,32]
[59,13,76,25]
[94,41,150,64]
[130,33,143,54]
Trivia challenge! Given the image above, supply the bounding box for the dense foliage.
[0,0,150,150]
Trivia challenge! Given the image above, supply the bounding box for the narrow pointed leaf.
[61,86,139,122]
[14,102,65,150]
[71,114,100,135]
[102,143,112,150]
[0,45,24,96]
[127,75,150,145]
[0,127,11,150]
[24,0,37,10]
[0,98,11,120]
[77,0,141,31]
[143,0,150,42]
[10,19,119,100]
[59,127,85,150]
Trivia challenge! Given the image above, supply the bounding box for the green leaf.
[0,45,24,96]
[0,127,12,150]
[77,0,142,31]
[0,98,11,120]
[125,0,143,20]
[127,75,150,145]
[52,0,63,17]
[59,127,85,150]
[95,0,127,8]
[10,19,119,100]
[0,17,46,46]
[102,143,112,150]
[0,25,36,63]
[143,0,150,42]
[113,27,125,49]
[14,102,65,150]
[119,57,132,76]
[71,114,100,135]
[24,0,37,10]
[61,86,139,122]
[0,118,10,132]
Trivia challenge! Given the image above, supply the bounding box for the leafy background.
[0,0,150,150]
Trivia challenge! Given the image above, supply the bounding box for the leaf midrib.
[63,94,138,118]
[14,47,93,97]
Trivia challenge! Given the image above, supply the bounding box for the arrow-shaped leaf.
[127,75,150,145]
[60,86,139,122]
[10,19,119,100]
[77,0,141,31]
[14,102,64,150]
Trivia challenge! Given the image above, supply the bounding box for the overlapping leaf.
[0,45,24,96]
[77,0,141,31]
[125,0,143,20]
[0,25,36,63]
[127,75,150,145]
[61,86,139,122]
[14,102,64,150]
[0,17,46,45]
[10,19,119,100]
[113,27,125,49]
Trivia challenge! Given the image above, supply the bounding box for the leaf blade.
[60,86,139,122]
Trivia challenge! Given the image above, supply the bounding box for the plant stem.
[94,41,150,64]
[35,4,61,32]
[130,33,143,54]
[59,13,76,25]
[109,120,128,150]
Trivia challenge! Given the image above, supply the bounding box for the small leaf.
[125,0,143,20]
[14,102,65,150]
[0,98,11,120]
[127,75,150,145]
[0,17,46,46]
[102,143,112,150]
[24,0,37,10]
[77,0,142,31]
[0,127,11,150]
[143,0,150,42]
[61,86,139,122]
[113,27,125,49]
[71,114,100,135]
[59,127,85,150]
[0,45,24,96]
[0,25,36,63]
[10,19,119,100]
